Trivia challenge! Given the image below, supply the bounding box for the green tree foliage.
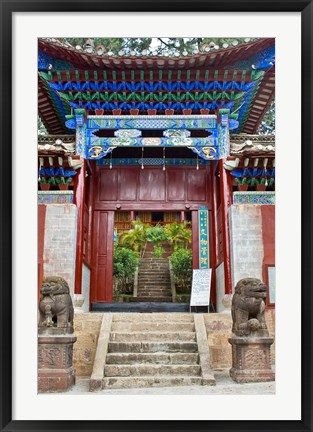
[119,220,148,256]
[61,37,258,57]
[146,224,168,244]
[38,115,48,135]
[257,100,275,135]
[113,246,139,294]
[170,248,193,292]
[165,222,192,251]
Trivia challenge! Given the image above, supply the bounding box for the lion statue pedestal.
[228,278,275,383]
[38,276,77,392]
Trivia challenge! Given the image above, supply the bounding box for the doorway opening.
[113,210,193,307]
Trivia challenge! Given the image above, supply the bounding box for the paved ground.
[67,369,275,395]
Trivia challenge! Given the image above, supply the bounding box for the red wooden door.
[90,210,114,302]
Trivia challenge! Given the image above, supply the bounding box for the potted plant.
[58,176,73,190]
[250,177,258,190]
[183,109,192,115]
[130,109,139,115]
[165,109,174,115]
[95,109,104,115]
[47,177,56,188]
[256,178,267,191]
[112,109,122,115]
[235,177,250,191]
[200,109,210,115]
[39,177,50,191]
[147,109,157,115]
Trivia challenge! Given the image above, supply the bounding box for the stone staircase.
[90,313,215,391]
[134,258,172,302]
[133,242,173,302]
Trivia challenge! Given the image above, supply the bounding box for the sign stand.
[190,269,212,313]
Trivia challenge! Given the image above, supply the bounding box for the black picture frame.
[1,1,312,431]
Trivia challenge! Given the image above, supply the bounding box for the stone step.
[138,280,171,284]
[110,331,196,342]
[106,352,199,365]
[138,276,170,279]
[137,288,172,293]
[92,302,189,312]
[102,376,203,389]
[137,285,171,289]
[108,341,198,353]
[137,283,171,286]
[129,297,173,302]
[139,267,170,270]
[136,293,172,297]
[136,292,172,297]
[137,287,171,290]
[111,321,195,332]
[140,258,169,261]
[104,364,201,377]
[112,313,194,322]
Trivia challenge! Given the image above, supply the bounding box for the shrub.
[170,248,192,293]
[113,247,139,294]
[153,246,165,258]
[146,224,168,244]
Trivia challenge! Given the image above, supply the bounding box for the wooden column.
[209,162,218,306]
[180,211,185,222]
[219,159,233,294]
[74,159,86,295]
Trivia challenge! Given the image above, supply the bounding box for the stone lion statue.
[38,276,74,330]
[231,278,269,337]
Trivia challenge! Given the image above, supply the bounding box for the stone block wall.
[73,313,103,377]
[204,309,275,369]
[43,204,77,296]
[229,205,264,286]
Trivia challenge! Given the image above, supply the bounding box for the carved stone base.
[38,335,77,392]
[228,336,275,383]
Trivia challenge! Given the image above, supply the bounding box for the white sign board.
[190,269,212,306]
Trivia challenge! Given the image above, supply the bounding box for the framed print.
[1,1,312,431]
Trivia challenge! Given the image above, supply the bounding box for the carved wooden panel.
[99,169,118,201]
[187,170,207,201]
[139,169,165,201]
[119,169,138,201]
[167,169,186,201]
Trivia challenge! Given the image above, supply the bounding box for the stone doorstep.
[101,376,203,389]
[105,352,199,364]
[111,313,194,321]
[110,322,195,332]
[108,341,199,353]
[104,364,201,377]
[129,297,173,303]
[109,331,197,342]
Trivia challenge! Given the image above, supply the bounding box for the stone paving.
[67,369,275,395]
